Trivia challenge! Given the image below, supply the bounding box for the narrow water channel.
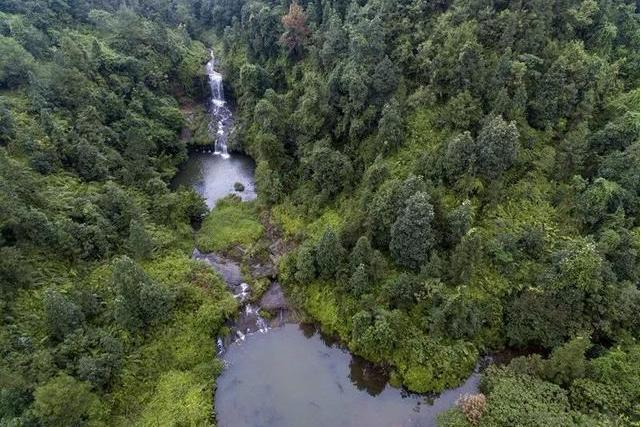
[174,53,480,427]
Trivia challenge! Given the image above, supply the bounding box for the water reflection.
[349,355,387,397]
[299,322,316,338]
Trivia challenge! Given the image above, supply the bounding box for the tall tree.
[315,228,345,280]
[390,192,435,270]
[280,0,310,58]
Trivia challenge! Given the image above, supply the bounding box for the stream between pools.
[171,52,480,427]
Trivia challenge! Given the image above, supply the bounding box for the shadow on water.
[349,355,388,397]
[298,323,388,397]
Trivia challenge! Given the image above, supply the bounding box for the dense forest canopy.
[0,0,639,426]
[216,1,639,423]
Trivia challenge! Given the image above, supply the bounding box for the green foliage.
[445,115,519,181]
[218,0,639,401]
[196,196,263,253]
[383,273,420,310]
[215,0,638,415]
[447,200,474,245]
[474,115,520,179]
[505,286,583,349]
[127,219,154,260]
[438,408,472,427]
[1,0,639,422]
[479,367,578,426]
[578,178,626,227]
[367,175,426,249]
[350,236,374,272]
[109,256,235,424]
[33,373,104,427]
[445,132,476,179]
[570,345,640,421]
[543,336,590,387]
[0,246,33,298]
[305,143,353,198]
[349,235,386,284]
[393,337,478,394]
[350,309,399,363]
[509,336,590,388]
[378,98,404,151]
[315,227,346,280]
[255,160,283,206]
[138,370,211,426]
[390,192,435,270]
[0,3,238,425]
[294,243,316,283]
[43,290,85,341]
[347,263,370,296]
[0,36,34,88]
[302,283,351,340]
[440,90,483,132]
[482,340,639,426]
[112,256,174,331]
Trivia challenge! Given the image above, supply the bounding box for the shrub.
[456,393,486,426]
[195,197,263,252]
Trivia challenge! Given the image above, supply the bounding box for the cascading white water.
[235,283,250,302]
[206,50,231,159]
[245,304,270,334]
[216,337,225,355]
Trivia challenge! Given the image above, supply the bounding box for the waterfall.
[206,50,231,159]
[245,304,270,334]
[216,337,225,355]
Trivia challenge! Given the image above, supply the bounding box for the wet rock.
[229,304,271,341]
[250,262,276,280]
[259,282,288,312]
[192,249,243,285]
[269,309,290,328]
[234,182,245,192]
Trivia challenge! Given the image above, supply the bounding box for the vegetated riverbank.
[183,36,637,426]
[188,196,489,427]
[0,10,242,425]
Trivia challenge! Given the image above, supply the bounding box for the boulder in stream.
[250,262,276,280]
[259,282,288,312]
[192,249,243,285]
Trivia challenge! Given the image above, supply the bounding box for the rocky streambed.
[192,242,291,351]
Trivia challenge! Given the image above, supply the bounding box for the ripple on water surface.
[215,324,480,427]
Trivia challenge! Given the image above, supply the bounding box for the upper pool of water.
[215,324,479,427]
[171,151,256,208]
